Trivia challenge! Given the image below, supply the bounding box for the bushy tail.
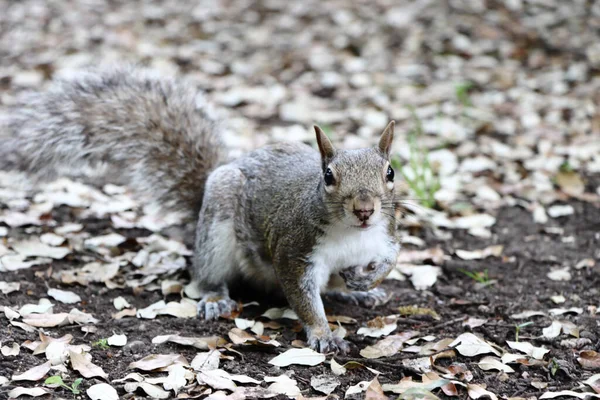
[0,68,224,219]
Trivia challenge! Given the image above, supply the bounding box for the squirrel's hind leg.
[192,165,245,320]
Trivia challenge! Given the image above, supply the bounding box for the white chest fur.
[308,222,399,291]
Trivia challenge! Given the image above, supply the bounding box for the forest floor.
[1,0,599,399]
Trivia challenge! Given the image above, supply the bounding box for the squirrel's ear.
[378,120,395,158]
[314,125,336,161]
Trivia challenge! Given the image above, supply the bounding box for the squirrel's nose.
[353,208,374,221]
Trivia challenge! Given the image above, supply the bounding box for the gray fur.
[1,69,401,353]
[0,67,223,218]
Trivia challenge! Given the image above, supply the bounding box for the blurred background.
[1,0,599,212]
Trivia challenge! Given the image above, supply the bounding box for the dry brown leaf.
[365,377,387,400]
[360,331,418,359]
[11,361,51,381]
[152,334,225,349]
[70,350,108,379]
[578,351,600,370]
[128,354,189,371]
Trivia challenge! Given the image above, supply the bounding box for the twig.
[336,345,458,371]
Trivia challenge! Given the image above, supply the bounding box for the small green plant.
[455,81,474,107]
[559,161,574,173]
[93,338,109,349]
[392,110,440,209]
[550,358,560,376]
[44,376,83,394]
[514,321,533,342]
[458,268,493,286]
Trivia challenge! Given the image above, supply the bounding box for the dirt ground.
[1,191,598,399]
[1,0,600,398]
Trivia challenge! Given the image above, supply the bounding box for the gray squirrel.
[0,68,401,353]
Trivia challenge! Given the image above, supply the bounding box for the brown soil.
[1,195,599,399]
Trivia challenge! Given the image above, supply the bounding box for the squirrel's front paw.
[197,294,238,320]
[308,333,350,354]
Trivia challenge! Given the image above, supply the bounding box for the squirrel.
[0,68,401,353]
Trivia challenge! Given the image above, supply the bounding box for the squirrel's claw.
[309,335,350,354]
[197,295,238,320]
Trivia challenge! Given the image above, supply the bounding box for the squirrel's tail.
[0,68,224,219]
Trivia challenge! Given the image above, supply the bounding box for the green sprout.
[514,321,533,342]
[392,110,440,209]
[93,338,109,350]
[459,268,493,286]
[455,81,474,107]
[550,358,560,376]
[44,376,83,394]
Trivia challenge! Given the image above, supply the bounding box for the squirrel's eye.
[386,166,395,182]
[324,168,335,186]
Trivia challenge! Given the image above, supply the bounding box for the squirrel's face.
[315,122,396,229]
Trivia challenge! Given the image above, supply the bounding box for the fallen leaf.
[381,376,449,395]
[578,351,600,369]
[112,308,137,319]
[11,361,51,381]
[11,238,71,259]
[477,356,515,373]
[455,245,503,260]
[506,341,549,360]
[19,299,53,316]
[164,364,187,394]
[124,382,170,399]
[396,247,445,265]
[113,296,131,310]
[87,383,119,400]
[84,233,126,249]
[7,387,49,398]
[152,334,225,349]
[451,333,501,357]
[540,390,600,399]
[547,267,571,281]
[547,205,574,218]
[549,307,583,316]
[1,343,20,356]
[463,317,487,329]
[510,310,545,319]
[357,318,397,338]
[555,171,585,196]
[396,265,442,290]
[47,288,81,304]
[268,348,326,367]
[197,369,236,391]
[0,281,20,294]
[265,375,301,396]
[583,374,600,394]
[261,307,298,320]
[467,383,498,400]
[129,354,189,371]
[191,350,221,371]
[542,321,563,339]
[331,358,347,376]
[365,377,387,400]
[310,374,340,395]
[40,233,65,246]
[70,350,108,379]
[360,331,418,359]
[107,334,127,347]
[345,379,373,398]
